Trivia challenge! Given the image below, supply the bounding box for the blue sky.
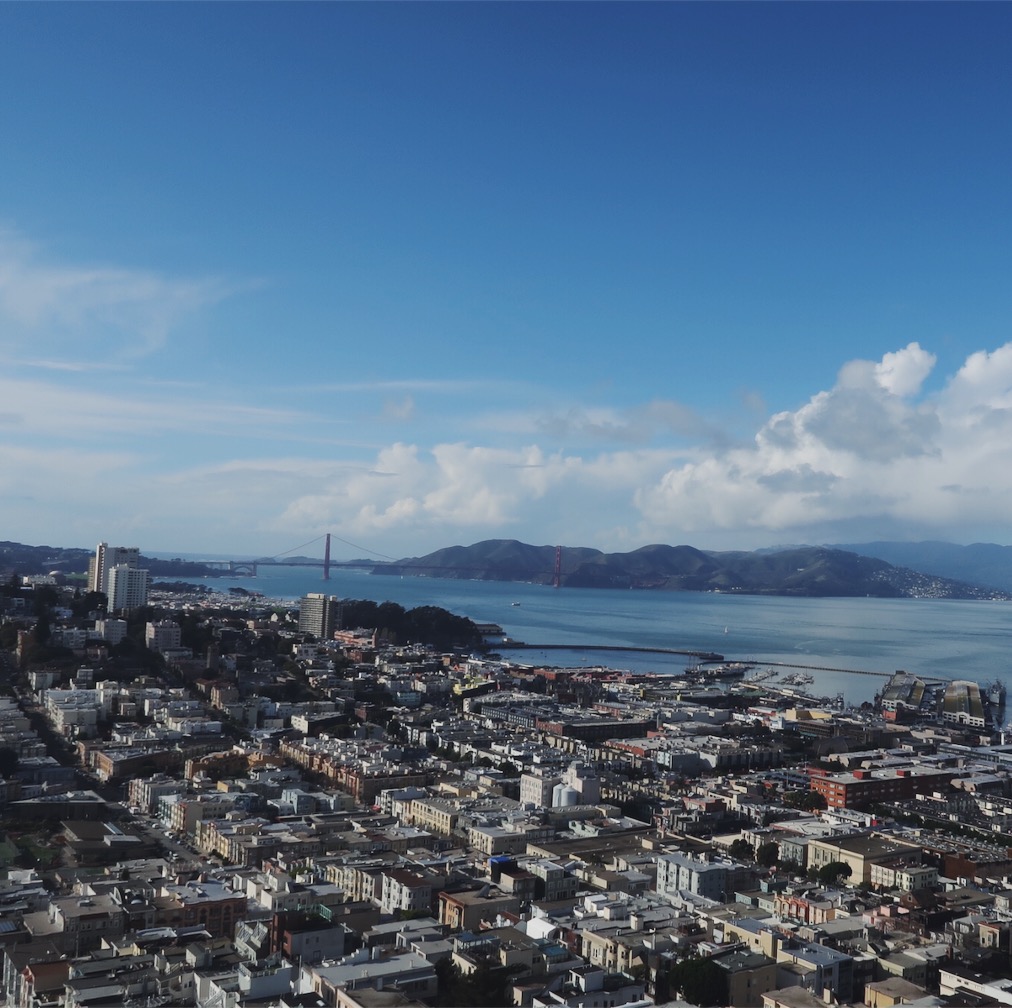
[3,2,1012,559]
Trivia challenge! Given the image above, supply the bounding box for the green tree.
[668,956,729,1008]
[784,789,826,812]
[756,841,780,868]
[0,747,18,779]
[729,838,753,862]
[32,585,59,616]
[817,860,852,886]
[33,611,51,646]
[177,613,213,655]
[71,590,107,617]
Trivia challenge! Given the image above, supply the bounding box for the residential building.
[88,543,141,595]
[107,564,151,611]
[95,618,128,645]
[303,949,438,1004]
[146,620,182,653]
[808,766,955,810]
[712,947,778,1008]
[380,868,439,917]
[438,889,522,931]
[654,852,755,902]
[299,593,343,640]
[807,834,922,886]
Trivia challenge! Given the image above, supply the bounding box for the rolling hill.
[374,539,1008,599]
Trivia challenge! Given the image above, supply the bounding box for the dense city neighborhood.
[3,547,1012,1008]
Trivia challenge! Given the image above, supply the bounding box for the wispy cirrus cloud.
[531,400,730,447]
[228,341,1012,553]
[11,324,1012,556]
[0,376,311,441]
[294,378,528,395]
[17,358,130,373]
[0,229,237,362]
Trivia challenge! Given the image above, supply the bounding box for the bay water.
[169,564,1012,705]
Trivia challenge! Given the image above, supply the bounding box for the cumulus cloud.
[636,341,1012,541]
[874,342,936,396]
[187,340,1012,553]
[279,443,553,533]
[13,323,1012,554]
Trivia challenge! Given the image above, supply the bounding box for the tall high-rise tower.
[88,543,141,595]
[298,593,343,639]
[107,564,151,611]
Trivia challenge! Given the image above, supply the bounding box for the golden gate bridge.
[199,533,380,579]
[198,537,913,682]
[199,534,567,585]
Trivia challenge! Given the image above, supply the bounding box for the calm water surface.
[164,564,1012,704]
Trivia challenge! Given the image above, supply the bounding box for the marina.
[171,564,1012,705]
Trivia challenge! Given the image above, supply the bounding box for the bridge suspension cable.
[237,536,572,582]
[267,534,328,561]
[264,533,400,564]
[324,534,399,563]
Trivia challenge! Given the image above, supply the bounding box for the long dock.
[760,660,891,678]
[497,643,725,661]
[494,643,931,680]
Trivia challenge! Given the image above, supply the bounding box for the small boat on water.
[684,661,755,680]
[708,661,754,679]
[781,671,814,686]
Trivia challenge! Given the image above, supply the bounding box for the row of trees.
[728,837,780,867]
[727,836,852,886]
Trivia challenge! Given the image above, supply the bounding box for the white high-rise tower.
[107,564,151,611]
[88,543,141,595]
[88,543,148,610]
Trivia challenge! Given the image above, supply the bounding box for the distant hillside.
[376,538,1006,599]
[0,541,93,574]
[0,541,220,579]
[835,540,1012,593]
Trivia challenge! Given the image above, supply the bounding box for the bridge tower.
[553,545,562,589]
[323,533,331,581]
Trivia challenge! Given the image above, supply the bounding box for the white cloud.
[0,229,234,361]
[944,343,1012,413]
[874,342,936,396]
[10,313,1012,554]
[532,400,725,445]
[635,341,1012,543]
[272,442,687,553]
[0,376,310,441]
[382,395,415,422]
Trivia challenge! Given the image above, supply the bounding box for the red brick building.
[809,766,955,810]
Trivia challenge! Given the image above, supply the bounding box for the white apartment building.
[146,620,182,653]
[298,593,343,639]
[520,767,563,807]
[43,688,102,739]
[108,564,150,611]
[95,618,128,645]
[88,543,141,594]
